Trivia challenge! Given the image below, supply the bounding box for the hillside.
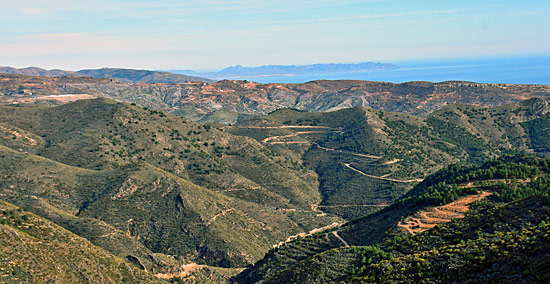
[0,66,213,83]
[229,98,550,219]
[0,98,339,272]
[235,156,550,283]
[1,73,549,122]
[0,200,165,283]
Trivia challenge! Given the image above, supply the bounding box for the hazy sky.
[1,0,549,70]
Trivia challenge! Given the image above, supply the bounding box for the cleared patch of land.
[399,191,492,235]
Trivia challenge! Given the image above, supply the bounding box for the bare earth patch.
[398,191,492,235]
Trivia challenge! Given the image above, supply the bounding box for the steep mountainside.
[0,66,213,83]
[0,99,339,272]
[1,74,548,122]
[235,156,550,283]
[229,98,550,219]
[0,200,165,283]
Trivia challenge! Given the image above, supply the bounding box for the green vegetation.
[0,91,549,283]
[522,114,550,153]
[230,98,550,220]
[0,99,337,272]
[0,200,165,283]
[350,196,550,283]
[235,156,550,283]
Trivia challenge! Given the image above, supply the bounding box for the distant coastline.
[168,62,398,81]
[171,56,550,85]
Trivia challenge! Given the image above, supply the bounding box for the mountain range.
[169,62,398,80]
[0,66,214,83]
[0,62,398,84]
[1,73,549,124]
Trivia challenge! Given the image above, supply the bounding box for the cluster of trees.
[522,115,550,152]
[348,156,550,282]
[400,156,550,207]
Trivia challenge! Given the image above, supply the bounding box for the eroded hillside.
[1,73,549,122]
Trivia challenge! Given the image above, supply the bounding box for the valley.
[4,0,549,282]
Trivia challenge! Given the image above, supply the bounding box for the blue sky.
[1,0,549,70]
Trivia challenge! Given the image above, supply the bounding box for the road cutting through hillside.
[316,144,383,159]
[383,158,402,165]
[273,222,342,248]
[236,125,386,160]
[310,204,327,216]
[398,191,492,235]
[343,163,423,183]
[317,204,387,208]
[262,130,328,143]
[269,141,312,144]
[332,231,350,247]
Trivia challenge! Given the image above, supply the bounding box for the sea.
[225,56,550,85]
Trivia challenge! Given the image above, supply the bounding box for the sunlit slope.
[230,98,550,219]
[0,200,166,284]
[235,156,550,283]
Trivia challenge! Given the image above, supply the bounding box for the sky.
[1,0,549,70]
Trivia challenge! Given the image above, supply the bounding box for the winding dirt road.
[332,231,350,246]
[343,163,423,183]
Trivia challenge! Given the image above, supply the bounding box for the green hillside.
[0,99,339,270]
[0,200,165,284]
[1,96,550,283]
[0,98,323,210]
[229,98,549,219]
[234,156,550,283]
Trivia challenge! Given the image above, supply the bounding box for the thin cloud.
[273,9,464,25]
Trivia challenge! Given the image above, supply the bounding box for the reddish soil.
[398,191,492,235]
